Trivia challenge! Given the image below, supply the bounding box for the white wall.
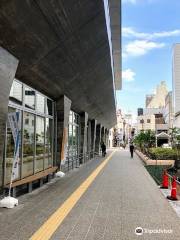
[173,44,180,115]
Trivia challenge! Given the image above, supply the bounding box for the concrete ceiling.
[0,0,121,128]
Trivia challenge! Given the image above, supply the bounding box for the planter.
[135,150,175,166]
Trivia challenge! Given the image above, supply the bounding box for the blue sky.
[116,0,180,118]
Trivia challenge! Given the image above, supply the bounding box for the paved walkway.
[0,149,180,239]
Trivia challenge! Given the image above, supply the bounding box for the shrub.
[148,147,177,160]
[134,130,156,150]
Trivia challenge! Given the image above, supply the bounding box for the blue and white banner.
[8,111,21,181]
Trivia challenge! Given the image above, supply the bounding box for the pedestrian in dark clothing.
[101,142,106,157]
[129,142,134,158]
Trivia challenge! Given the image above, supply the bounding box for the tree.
[170,127,180,146]
[134,130,155,151]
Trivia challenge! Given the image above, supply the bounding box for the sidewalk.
[0,149,180,239]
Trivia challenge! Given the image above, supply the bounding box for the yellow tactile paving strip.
[30,151,116,240]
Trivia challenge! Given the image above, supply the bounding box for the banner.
[8,111,21,181]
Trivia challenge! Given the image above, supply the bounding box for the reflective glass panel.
[45,118,53,168]
[69,111,73,123]
[9,80,22,105]
[25,87,35,110]
[72,112,75,124]
[72,126,78,155]
[36,116,44,172]
[5,107,22,184]
[36,93,45,113]
[46,99,53,116]
[23,112,34,177]
[76,126,79,155]
[68,124,73,157]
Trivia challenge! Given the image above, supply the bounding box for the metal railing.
[61,150,100,173]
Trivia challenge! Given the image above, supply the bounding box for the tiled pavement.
[0,149,180,240]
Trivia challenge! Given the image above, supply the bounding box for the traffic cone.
[167,176,178,201]
[160,170,169,189]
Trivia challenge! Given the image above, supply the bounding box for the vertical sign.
[8,111,21,181]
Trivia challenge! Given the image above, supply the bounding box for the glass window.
[5,107,22,184]
[23,112,35,177]
[72,112,75,124]
[73,126,78,155]
[45,118,53,168]
[68,124,73,157]
[73,113,79,124]
[9,80,22,104]
[46,99,53,116]
[25,118,29,125]
[69,111,73,123]
[6,80,55,180]
[36,116,45,172]
[25,87,35,110]
[36,93,45,113]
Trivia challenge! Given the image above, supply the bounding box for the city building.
[137,81,169,134]
[164,91,174,130]
[109,109,133,147]
[146,81,168,108]
[0,1,121,193]
[173,44,180,128]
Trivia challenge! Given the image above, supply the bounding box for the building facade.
[137,81,169,134]
[164,91,174,130]
[173,44,180,128]
[109,110,133,147]
[146,81,168,109]
[0,1,121,192]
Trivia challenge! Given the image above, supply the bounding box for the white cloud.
[122,69,136,82]
[123,40,165,57]
[122,27,180,40]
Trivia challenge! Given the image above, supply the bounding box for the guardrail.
[165,172,180,199]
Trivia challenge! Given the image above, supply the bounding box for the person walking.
[129,141,134,158]
[101,142,106,157]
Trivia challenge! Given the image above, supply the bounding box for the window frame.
[4,80,55,184]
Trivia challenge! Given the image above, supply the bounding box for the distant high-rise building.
[164,91,173,129]
[146,81,168,108]
[173,44,180,127]
[146,94,154,108]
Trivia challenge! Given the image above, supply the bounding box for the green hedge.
[148,147,177,160]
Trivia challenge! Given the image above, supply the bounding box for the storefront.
[1,79,107,191]
[3,79,54,185]
[61,111,80,172]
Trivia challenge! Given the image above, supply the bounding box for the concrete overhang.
[108,0,121,90]
[0,0,121,128]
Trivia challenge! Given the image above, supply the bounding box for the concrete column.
[80,112,88,164]
[105,129,109,147]
[87,120,91,160]
[101,126,105,144]
[95,124,101,155]
[0,47,19,187]
[90,119,97,158]
[56,95,71,169]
